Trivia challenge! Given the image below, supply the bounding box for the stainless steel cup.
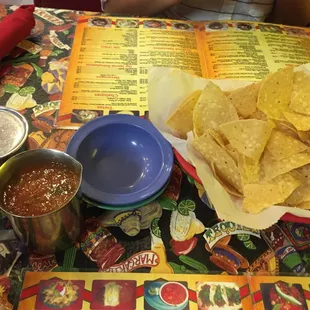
[0,149,83,254]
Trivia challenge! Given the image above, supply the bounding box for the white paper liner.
[148,66,310,229]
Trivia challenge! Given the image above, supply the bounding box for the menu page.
[201,21,310,81]
[18,272,252,309]
[18,271,310,309]
[248,275,310,309]
[57,17,204,128]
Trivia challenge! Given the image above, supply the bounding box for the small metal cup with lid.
[0,106,29,166]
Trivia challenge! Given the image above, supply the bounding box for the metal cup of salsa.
[159,282,189,308]
[0,149,83,254]
[0,107,28,166]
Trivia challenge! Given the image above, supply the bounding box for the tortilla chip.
[266,129,308,160]
[219,119,275,161]
[274,120,310,144]
[285,183,310,205]
[289,71,310,115]
[210,161,243,197]
[290,170,308,183]
[193,82,238,137]
[295,201,310,210]
[192,133,243,193]
[285,169,310,205]
[296,164,310,181]
[243,173,300,213]
[261,150,310,181]
[166,90,202,139]
[226,144,238,164]
[273,172,302,197]
[237,154,261,186]
[274,120,300,139]
[283,110,310,131]
[257,66,294,120]
[297,130,310,144]
[227,83,260,118]
[206,129,226,148]
[275,120,297,133]
[250,110,268,121]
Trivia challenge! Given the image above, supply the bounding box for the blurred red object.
[0,5,35,60]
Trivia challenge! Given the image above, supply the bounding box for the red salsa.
[2,162,80,216]
[161,283,187,306]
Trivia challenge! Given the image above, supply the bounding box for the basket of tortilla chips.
[148,65,310,229]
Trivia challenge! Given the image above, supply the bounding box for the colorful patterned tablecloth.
[1,5,310,310]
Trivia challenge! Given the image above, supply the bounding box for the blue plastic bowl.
[67,115,173,205]
[82,179,169,211]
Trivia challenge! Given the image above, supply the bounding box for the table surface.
[1,5,310,309]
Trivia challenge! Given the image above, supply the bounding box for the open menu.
[56,17,310,129]
[18,271,310,309]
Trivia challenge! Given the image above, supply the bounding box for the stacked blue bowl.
[66,115,173,210]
